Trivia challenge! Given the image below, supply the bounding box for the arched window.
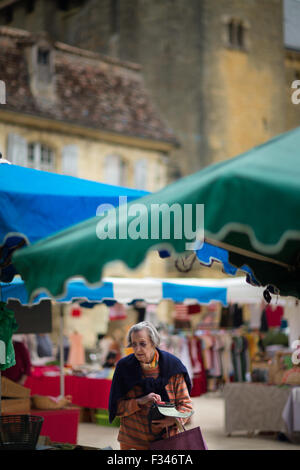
[227,18,247,50]
[236,22,244,48]
[37,47,52,83]
[228,20,235,46]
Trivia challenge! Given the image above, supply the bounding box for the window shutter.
[7,133,28,166]
[104,154,121,185]
[62,145,78,177]
[134,159,147,190]
[0,80,6,104]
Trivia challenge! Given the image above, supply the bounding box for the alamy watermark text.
[95,196,204,250]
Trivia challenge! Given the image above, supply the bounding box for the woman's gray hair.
[127,321,160,348]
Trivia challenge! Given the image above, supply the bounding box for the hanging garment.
[219,307,231,328]
[180,337,194,381]
[245,332,259,366]
[260,308,269,332]
[174,304,190,321]
[210,335,223,378]
[36,334,53,357]
[67,332,85,367]
[0,302,18,370]
[232,304,244,328]
[200,334,214,372]
[188,304,201,315]
[56,335,70,363]
[188,336,207,397]
[231,336,248,382]
[109,303,127,321]
[265,305,284,328]
[249,304,262,330]
[144,304,159,326]
[220,332,234,382]
[2,339,31,382]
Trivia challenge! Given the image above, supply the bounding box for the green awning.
[13,126,300,300]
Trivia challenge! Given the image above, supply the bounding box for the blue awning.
[0,277,228,306]
[0,163,148,282]
[162,281,227,306]
[195,242,259,286]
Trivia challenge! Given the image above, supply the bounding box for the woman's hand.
[151,417,177,432]
[137,392,161,406]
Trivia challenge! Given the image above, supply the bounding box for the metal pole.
[59,304,65,398]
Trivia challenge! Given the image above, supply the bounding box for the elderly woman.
[108,321,193,450]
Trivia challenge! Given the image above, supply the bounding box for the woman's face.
[131,329,156,364]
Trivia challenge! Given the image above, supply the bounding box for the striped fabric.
[116,357,193,450]
[173,304,190,321]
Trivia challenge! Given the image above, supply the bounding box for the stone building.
[0,0,299,178]
[0,25,179,279]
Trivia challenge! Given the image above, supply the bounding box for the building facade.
[0,0,299,178]
[0,25,179,278]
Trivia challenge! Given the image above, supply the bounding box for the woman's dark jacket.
[108,348,192,422]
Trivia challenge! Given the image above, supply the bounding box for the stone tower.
[0,0,295,177]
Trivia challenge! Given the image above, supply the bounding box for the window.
[37,47,52,83]
[62,144,78,177]
[110,0,120,34]
[3,6,13,25]
[57,0,86,12]
[228,20,235,46]
[295,70,300,81]
[27,142,55,171]
[25,0,35,14]
[0,80,5,104]
[104,154,128,187]
[40,144,54,171]
[226,18,247,50]
[7,134,55,172]
[134,159,147,190]
[38,48,50,65]
[58,0,71,11]
[7,133,28,167]
[236,22,244,48]
[27,142,36,168]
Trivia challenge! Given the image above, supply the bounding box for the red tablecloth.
[3,408,80,445]
[31,408,80,444]
[25,374,112,409]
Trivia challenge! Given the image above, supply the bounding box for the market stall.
[1,275,230,408]
[6,129,300,446]
[0,161,148,447]
[24,372,111,410]
[223,382,291,435]
[12,127,300,302]
[1,275,293,398]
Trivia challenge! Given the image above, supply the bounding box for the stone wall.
[2,0,298,177]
